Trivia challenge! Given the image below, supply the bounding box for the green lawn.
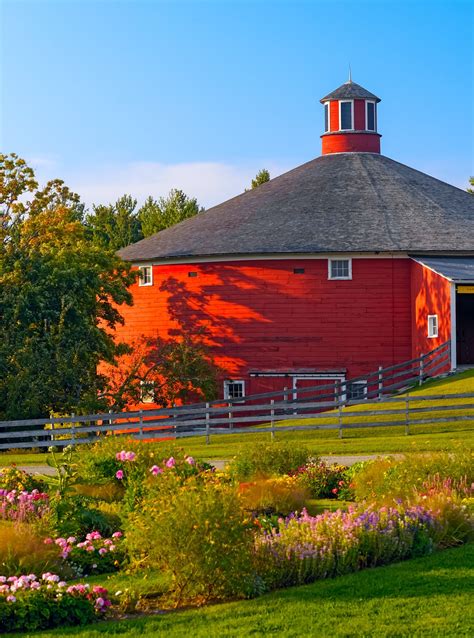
[10,544,474,637]
[1,370,473,466]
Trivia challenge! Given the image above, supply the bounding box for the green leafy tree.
[138,189,204,238]
[0,153,136,419]
[467,177,474,194]
[86,194,143,250]
[249,168,270,190]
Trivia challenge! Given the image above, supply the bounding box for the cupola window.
[366,101,376,131]
[324,103,329,132]
[340,101,353,130]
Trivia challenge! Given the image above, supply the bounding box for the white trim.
[365,100,377,132]
[223,379,245,400]
[339,99,354,131]
[324,101,330,132]
[328,258,352,280]
[131,253,409,267]
[450,283,457,370]
[428,314,439,338]
[138,265,153,286]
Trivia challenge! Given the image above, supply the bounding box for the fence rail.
[0,341,459,450]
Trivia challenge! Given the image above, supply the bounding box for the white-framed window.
[140,380,155,403]
[346,381,368,401]
[339,100,353,130]
[328,258,352,280]
[366,100,376,131]
[428,315,439,338]
[324,102,329,132]
[138,265,153,287]
[223,380,245,400]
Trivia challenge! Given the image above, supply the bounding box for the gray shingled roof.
[118,153,474,263]
[411,257,474,282]
[320,80,381,103]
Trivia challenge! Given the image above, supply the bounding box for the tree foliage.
[0,153,136,419]
[138,189,204,238]
[250,168,270,190]
[467,177,474,194]
[85,194,143,250]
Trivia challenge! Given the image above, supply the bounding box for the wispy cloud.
[33,160,292,210]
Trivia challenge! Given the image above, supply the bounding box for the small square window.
[347,381,367,401]
[140,380,155,403]
[329,259,352,280]
[428,315,438,338]
[188,271,198,278]
[224,380,245,400]
[139,266,153,286]
[293,268,305,274]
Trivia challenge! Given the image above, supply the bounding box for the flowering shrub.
[255,504,437,590]
[291,461,349,499]
[238,476,309,516]
[229,442,313,482]
[45,530,125,576]
[0,573,110,631]
[351,450,474,504]
[0,466,46,492]
[126,477,256,605]
[0,489,50,523]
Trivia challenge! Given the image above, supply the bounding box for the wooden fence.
[0,340,461,450]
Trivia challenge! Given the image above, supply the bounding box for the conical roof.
[118,153,474,262]
[320,80,381,103]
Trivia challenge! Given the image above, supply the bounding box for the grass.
[1,370,473,466]
[9,543,474,637]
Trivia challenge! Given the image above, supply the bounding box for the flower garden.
[0,441,472,634]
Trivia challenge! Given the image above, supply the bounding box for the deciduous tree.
[138,189,204,238]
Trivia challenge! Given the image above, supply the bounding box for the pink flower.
[165,456,176,468]
[125,451,136,461]
[331,488,338,494]
[150,465,163,475]
[115,470,124,480]
[185,456,195,465]
[6,595,16,603]
[43,538,53,545]
[112,531,122,539]
[98,547,107,555]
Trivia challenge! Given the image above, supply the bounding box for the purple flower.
[115,470,124,480]
[185,456,195,465]
[165,457,176,468]
[150,465,163,475]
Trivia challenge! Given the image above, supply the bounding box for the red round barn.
[117,78,474,405]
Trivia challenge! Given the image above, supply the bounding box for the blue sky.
[1,0,473,208]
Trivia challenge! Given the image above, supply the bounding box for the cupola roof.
[320,80,381,103]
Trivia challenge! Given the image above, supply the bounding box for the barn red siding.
[322,132,381,155]
[116,258,413,398]
[329,101,339,131]
[411,261,452,360]
[354,99,366,130]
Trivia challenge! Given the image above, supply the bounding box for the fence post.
[405,394,410,435]
[71,413,75,446]
[139,409,144,439]
[228,402,233,430]
[419,357,424,386]
[338,402,343,439]
[205,402,210,445]
[270,399,275,441]
[378,366,383,399]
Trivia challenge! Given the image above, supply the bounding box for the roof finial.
[348,64,352,83]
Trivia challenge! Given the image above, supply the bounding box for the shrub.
[238,476,309,516]
[291,461,349,499]
[255,504,436,590]
[48,494,121,538]
[46,530,126,577]
[0,574,110,632]
[0,466,46,492]
[229,442,313,481]
[127,477,256,605]
[351,450,474,504]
